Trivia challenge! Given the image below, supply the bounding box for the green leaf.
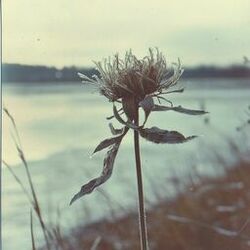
[140,126,197,144]
[70,142,121,205]
[153,105,208,115]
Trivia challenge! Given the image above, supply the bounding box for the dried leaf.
[139,96,154,125]
[113,103,139,129]
[106,107,123,120]
[92,136,122,154]
[140,126,197,144]
[153,105,208,115]
[153,105,172,111]
[70,142,121,205]
[109,123,124,135]
[164,88,185,94]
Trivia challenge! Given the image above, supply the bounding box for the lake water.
[2,79,250,250]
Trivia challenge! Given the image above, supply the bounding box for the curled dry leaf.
[113,103,139,130]
[106,107,124,120]
[153,105,208,115]
[109,123,124,135]
[92,136,123,155]
[164,88,184,94]
[139,96,154,126]
[140,126,197,144]
[93,126,128,154]
[70,142,121,205]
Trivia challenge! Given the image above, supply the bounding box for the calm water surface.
[2,79,250,250]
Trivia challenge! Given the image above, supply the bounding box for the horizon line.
[2,61,248,70]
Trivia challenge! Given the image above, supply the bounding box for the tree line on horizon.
[2,63,250,83]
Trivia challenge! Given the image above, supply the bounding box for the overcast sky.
[3,0,250,68]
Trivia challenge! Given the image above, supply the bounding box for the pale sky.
[3,0,250,68]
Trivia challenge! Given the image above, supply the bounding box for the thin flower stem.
[134,105,148,250]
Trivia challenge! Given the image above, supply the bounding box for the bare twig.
[3,107,51,250]
[30,210,37,250]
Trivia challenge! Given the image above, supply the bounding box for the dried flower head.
[79,48,183,102]
[71,48,207,205]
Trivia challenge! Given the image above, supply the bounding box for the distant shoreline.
[2,63,250,83]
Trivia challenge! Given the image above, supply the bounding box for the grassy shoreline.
[51,158,250,250]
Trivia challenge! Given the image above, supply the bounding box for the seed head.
[79,48,183,103]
